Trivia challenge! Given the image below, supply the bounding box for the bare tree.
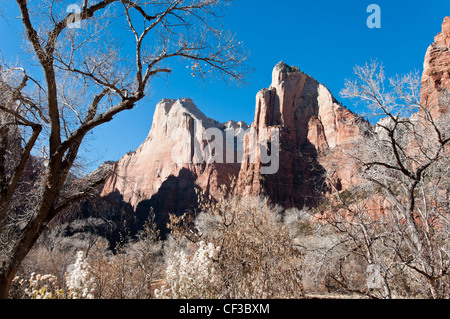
[0,0,247,298]
[316,61,449,298]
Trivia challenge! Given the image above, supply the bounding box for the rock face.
[101,98,247,229]
[103,14,450,223]
[96,16,449,236]
[420,16,450,116]
[237,62,364,208]
[101,63,366,224]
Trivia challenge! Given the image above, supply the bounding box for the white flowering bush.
[164,193,305,299]
[65,251,96,299]
[12,273,65,299]
[156,241,221,299]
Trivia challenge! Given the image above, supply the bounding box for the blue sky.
[1,0,449,171]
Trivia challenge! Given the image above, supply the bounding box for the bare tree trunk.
[0,179,59,297]
[0,125,8,224]
[0,272,12,299]
[0,158,114,298]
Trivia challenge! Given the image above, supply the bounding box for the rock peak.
[443,16,450,28]
[271,62,304,87]
[434,16,450,47]
[273,61,302,73]
[102,96,245,219]
[239,61,363,208]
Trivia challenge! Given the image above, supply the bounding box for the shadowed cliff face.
[100,15,450,222]
[100,62,365,221]
[237,62,364,208]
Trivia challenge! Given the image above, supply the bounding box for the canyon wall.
[100,16,449,227]
[237,62,364,208]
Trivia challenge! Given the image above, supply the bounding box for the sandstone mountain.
[99,16,449,232]
[101,63,365,225]
[101,97,248,229]
[237,62,365,208]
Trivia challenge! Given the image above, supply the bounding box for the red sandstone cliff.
[100,16,449,219]
[101,63,365,215]
[101,98,247,223]
[420,16,450,117]
[237,62,364,207]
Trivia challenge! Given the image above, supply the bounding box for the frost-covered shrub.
[200,195,304,298]
[161,193,305,299]
[83,217,163,299]
[11,217,164,299]
[156,241,221,299]
[12,273,65,299]
[282,207,314,239]
[65,251,95,299]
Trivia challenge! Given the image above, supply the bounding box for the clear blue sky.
[1,0,449,171]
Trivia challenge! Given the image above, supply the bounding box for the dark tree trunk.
[0,271,13,299]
